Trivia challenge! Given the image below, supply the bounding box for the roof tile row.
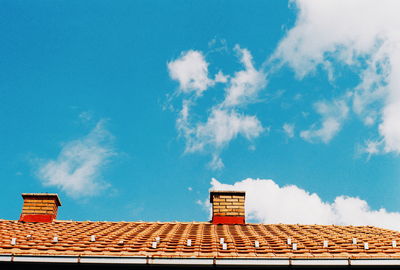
[0,220,399,258]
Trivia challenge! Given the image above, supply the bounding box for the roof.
[1,220,399,261]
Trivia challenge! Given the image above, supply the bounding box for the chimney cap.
[21,193,62,206]
[210,190,245,203]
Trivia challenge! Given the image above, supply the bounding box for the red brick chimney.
[19,193,61,223]
[210,191,245,225]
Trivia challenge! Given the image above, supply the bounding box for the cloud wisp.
[168,46,266,169]
[272,0,400,154]
[282,123,295,138]
[35,120,115,198]
[222,46,267,107]
[300,97,349,143]
[208,178,400,231]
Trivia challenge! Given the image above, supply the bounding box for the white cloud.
[283,123,295,138]
[178,107,264,169]
[360,139,384,160]
[364,140,382,155]
[35,120,115,198]
[214,70,229,84]
[222,45,267,107]
[380,102,400,153]
[168,50,219,96]
[272,0,400,153]
[209,154,224,170]
[193,109,263,151]
[300,119,340,143]
[208,178,400,230]
[171,46,266,169]
[300,98,349,143]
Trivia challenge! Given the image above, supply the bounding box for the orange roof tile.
[0,220,399,260]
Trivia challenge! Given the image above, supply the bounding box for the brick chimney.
[19,193,61,223]
[210,191,245,225]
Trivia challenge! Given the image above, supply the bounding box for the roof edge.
[2,255,400,266]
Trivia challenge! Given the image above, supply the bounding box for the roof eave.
[2,255,400,266]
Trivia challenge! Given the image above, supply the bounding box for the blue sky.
[2,0,400,229]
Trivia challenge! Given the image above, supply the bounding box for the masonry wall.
[21,197,59,216]
[212,194,245,217]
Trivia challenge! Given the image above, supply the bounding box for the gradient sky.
[1,0,400,229]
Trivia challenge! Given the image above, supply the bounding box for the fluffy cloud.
[168,50,226,96]
[300,98,349,143]
[209,178,400,230]
[35,120,115,198]
[273,0,400,153]
[171,46,266,169]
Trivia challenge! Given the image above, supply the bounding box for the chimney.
[210,191,245,225]
[19,193,61,223]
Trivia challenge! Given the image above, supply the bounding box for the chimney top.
[210,190,245,203]
[19,193,62,223]
[22,193,62,206]
[210,190,246,225]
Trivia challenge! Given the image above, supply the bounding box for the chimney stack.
[19,193,61,223]
[210,191,245,225]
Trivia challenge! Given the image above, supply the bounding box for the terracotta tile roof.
[1,220,399,259]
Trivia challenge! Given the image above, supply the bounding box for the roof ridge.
[0,219,398,230]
